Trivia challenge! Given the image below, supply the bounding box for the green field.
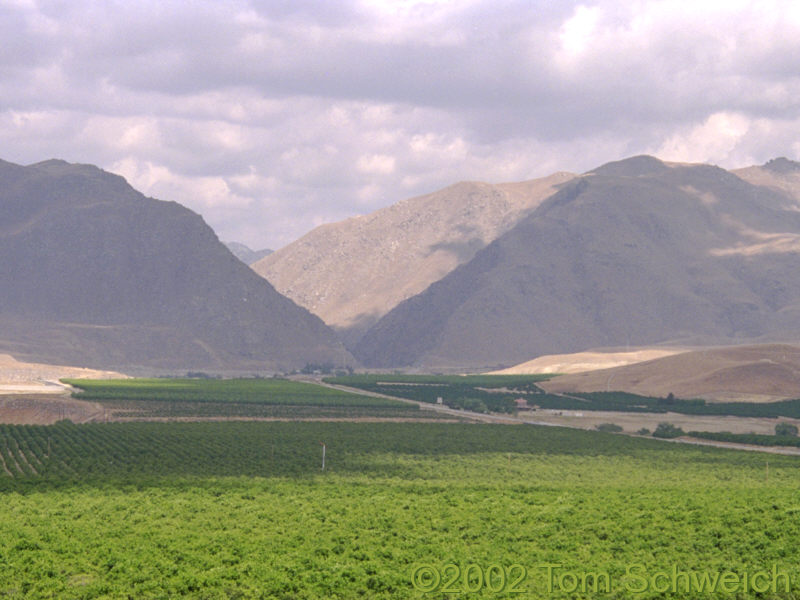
[326,374,800,419]
[64,377,411,408]
[325,374,553,413]
[61,377,451,421]
[0,421,799,598]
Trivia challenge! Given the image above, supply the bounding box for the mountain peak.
[588,155,668,177]
[0,158,350,370]
[762,157,800,174]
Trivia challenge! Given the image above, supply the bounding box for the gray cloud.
[1,0,800,249]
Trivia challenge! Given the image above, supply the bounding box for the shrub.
[457,398,489,413]
[652,422,684,439]
[775,422,798,437]
[595,423,623,433]
[636,428,650,436]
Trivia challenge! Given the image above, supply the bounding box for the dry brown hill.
[734,157,800,204]
[252,172,575,344]
[489,348,685,375]
[541,344,800,402]
[355,156,800,369]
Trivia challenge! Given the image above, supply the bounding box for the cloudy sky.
[2,0,800,249]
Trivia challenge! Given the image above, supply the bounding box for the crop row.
[326,373,554,387]
[574,392,800,418]
[325,375,553,413]
[688,430,800,447]
[64,377,410,408]
[98,400,448,420]
[328,375,800,419]
[3,420,799,490]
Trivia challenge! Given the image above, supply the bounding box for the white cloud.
[356,154,396,175]
[1,0,800,249]
[656,112,752,164]
[558,4,601,59]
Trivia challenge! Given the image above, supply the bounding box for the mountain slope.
[0,159,352,371]
[733,157,800,203]
[540,344,800,402]
[489,348,684,375]
[252,171,575,344]
[354,156,800,369]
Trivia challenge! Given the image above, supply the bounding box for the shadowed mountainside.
[253,171,575,345]
[0,159,352,371]
[354,156,800,369]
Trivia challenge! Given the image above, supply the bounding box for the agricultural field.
[61,378,456,422]
[0,421,799,598]
[327,374,800,420]
[64,378,410,407]
[325,374,553,413]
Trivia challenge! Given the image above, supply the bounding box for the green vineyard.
[1,421,800,598]
[64,377,411,407]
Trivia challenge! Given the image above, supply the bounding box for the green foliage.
[300,362,335,374]
[595,423,623,432]
[689,430,800,448]
[64,377,410,409]
[636,428,651,435]
[327,373,555,386]
[775,422,798,437]
[652,422,685,439]
[0,422,799,597]
[325,373,554,413]
[329,375,800,419]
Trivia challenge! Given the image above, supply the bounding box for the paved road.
[302,376,800,456]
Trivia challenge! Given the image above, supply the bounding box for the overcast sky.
[2,1,800,249]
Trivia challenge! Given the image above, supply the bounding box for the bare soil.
[491,347,685,375]
[0,394,106,425]
[517,408,799,436]
[0,353,126,395]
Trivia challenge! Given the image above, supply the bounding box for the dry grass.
[491,347,685,375]
[541,343,800,402]
[0,353,126,393]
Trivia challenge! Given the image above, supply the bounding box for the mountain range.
[0,159,351,371]
[4,154,800,374]
[350,156,800,368]
[253,172,574,345]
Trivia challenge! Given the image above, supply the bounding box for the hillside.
[355,156,800,369]
[540,344,800,402]
[253,172,575,344]
[0,159,352,371]
[734,157,800,203]
[489,348,685,375]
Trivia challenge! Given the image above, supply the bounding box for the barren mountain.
[734,157,800,204]
[541,344,800,402]
[253,172,575,344]
[355,156,800,369]
[0,159,352,371]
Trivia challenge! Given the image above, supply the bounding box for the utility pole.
[320,442,326,471]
